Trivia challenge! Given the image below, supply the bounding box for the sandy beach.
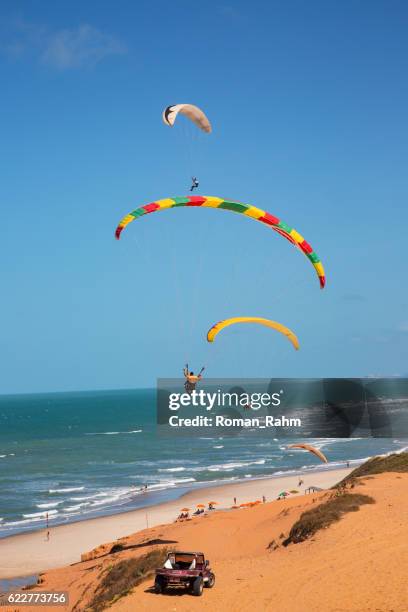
[0,467,351,579]
[1,456,406,612]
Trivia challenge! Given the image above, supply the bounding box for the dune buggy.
[154,551,215,596]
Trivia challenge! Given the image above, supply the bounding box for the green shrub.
[282,494,374,546]
[334,452,408,490]
[88,548,168,611]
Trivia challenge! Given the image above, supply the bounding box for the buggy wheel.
[192,576,204,596]
[205,573,215,588]
[154,577,164,594]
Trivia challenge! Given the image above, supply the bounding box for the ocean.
[0,389,406,537]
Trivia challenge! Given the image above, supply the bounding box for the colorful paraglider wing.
[207,317,300,350]
[288,443,328,463]
[115,196,325,288]
[162,104,212,133]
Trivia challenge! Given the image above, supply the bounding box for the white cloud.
[41,24,126,69]
[2,18,126,69]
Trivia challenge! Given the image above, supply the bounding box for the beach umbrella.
[239,503,248,507]
[197,504,205,508]
[181,507,190,512]
[290,490,299,494]
[208,501,218,505]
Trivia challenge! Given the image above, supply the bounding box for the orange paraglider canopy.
[287,443,328,463]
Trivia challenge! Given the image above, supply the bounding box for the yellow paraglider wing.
[162,104,212,133]
[287,443,328,463]
[207,317,299,350]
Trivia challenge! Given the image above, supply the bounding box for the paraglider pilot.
[183,364,205,393]
[190,177,199,192]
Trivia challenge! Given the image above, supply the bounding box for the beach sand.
[2,469,406,612]
[0,468,351,579]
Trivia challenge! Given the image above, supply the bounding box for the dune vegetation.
[88,548,168,611]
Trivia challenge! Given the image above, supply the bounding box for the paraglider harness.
[184,366,205,393]
[184,379,196,393]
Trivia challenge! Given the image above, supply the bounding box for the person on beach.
[262,495,266,503]
[298,478,304,487]
[234,497,237,505]
[183,364,205,393]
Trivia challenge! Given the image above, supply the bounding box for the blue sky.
[1,0,407,394]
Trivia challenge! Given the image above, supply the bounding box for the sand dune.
[9,469,407,612]
[112,473,408,612]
